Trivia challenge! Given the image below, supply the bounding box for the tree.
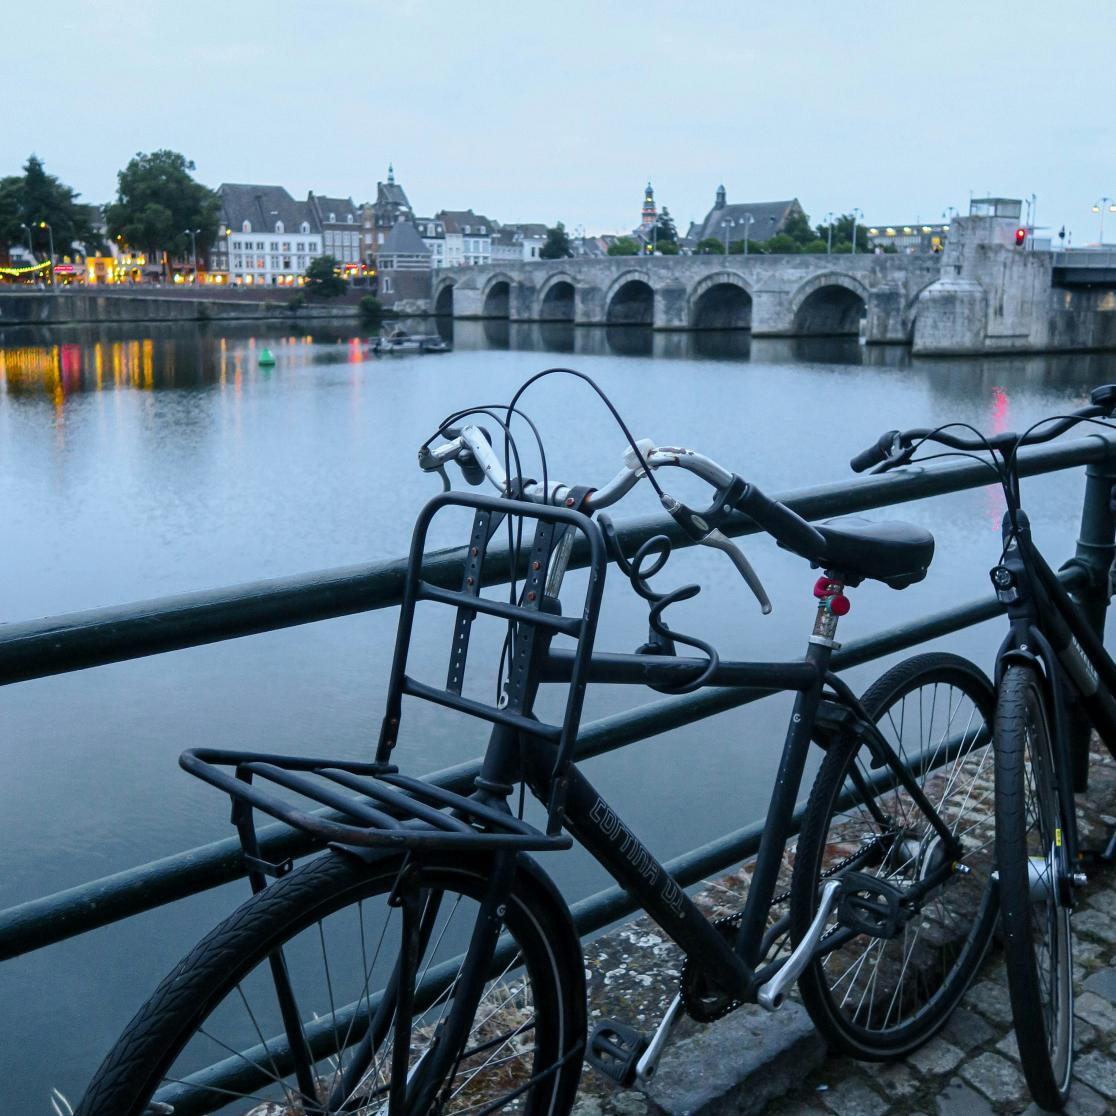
[762,233,802,255]
[655,240,680,255]
[607,236,640,256]
[539,222,572,259]
[0,155,95,259]
[695,237,725,255]
[305,255,345,298]
[781,210,816,248]
[654,207,678,247]
[105,150,219,278]
[826,213,871,253]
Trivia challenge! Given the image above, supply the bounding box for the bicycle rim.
[995,665,1073,1108]
[792,653,998,1057]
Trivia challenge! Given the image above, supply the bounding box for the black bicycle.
[849,384,1116,1110]
[76,371,999,1116]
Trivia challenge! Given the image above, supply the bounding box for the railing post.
[1065,451,1116,790]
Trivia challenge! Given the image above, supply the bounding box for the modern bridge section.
[435,255,942,343]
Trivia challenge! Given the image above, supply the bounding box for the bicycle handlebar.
[850,384,1116,474]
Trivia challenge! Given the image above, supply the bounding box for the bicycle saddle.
[814,516,934,589]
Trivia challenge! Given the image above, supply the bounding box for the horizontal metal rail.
[1,432,1112,687]
[0,432,1110,964]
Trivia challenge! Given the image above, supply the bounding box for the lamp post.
[824,212,834,255]
[850,208,863,254]
[20,222,34,255]
[741,212,755,256]
[1091,199,1116,245]
[37,221,56,290]
[720,216,736,256]
[185,228,201,284]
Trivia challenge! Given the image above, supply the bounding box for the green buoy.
[258,347,276,366]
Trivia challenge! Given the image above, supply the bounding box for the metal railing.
[2,431,1116,966]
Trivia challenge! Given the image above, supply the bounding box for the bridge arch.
[433,277,455,316]
[481,272,515,318]
[790,272,870,336]
[604,269,655,325]
[536,272,576,320]
[688,271,753,329]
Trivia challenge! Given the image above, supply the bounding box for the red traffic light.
[1015,227,1027,246]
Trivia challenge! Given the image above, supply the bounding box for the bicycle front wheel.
[995,665,1074,1110]
[76,850,585,1116]
[790,652,998,1058]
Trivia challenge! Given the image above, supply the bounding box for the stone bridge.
[433,254,943,343]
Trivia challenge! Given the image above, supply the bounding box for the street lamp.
[185,228,201,284]
[850,208,863,254]
[741,212,755,256]
[36,220,56,290]
[720,216,736,255]
[1091,199,1116,245]
[823,212,834,255]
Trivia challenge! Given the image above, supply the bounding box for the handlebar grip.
[850,430,900,473]
[734,483,826,559]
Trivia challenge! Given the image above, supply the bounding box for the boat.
[372,326,451,355]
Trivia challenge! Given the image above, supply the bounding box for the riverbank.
[0,290,362,325]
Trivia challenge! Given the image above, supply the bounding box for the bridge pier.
[749,289,794,336]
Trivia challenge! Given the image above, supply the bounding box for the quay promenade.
[574,736,1116,1116]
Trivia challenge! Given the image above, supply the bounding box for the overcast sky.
[8,1,1115,241]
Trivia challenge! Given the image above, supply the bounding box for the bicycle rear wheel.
[75,850,585,1116]
[790,653,998,1058]
[995,665,1074,1110]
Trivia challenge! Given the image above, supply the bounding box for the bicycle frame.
[994,508,1116,871]
[485,600,966,1005]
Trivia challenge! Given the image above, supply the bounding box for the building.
[491,223,549,263]
[864,221,950,254]
[436,210,494,266]
[640,181,657,228]
[413,217,446,269]
[683,187,804,251]
[363,165,414,262]
[375,219,432,310]
[308,193,362,275]
[210,184,322,286]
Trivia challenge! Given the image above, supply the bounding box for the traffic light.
[1015,227,1026,247]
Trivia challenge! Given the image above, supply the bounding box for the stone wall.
[0,293,360,327]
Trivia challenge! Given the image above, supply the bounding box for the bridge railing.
[2,432,1116,966]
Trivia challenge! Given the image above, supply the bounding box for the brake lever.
[700,530,772,614]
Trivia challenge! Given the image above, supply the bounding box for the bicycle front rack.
[181,748,572,853]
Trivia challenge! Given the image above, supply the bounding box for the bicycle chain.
[678,832,894,1022]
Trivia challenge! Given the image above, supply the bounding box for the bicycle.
[848,384,1116,1110]
[76,370,999,1116]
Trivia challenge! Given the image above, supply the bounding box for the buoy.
[258,348,275,366]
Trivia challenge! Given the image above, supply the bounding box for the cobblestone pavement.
[571,740,1116,1116]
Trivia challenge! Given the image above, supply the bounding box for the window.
[382,276,393,293]
[256,257,265,269]
[234,256,243,268]
[328,212,335,223]
[242,221,252,233]
[300,222,309,234]
[297,255,306,268]
[271,255,280,269]
[281,242,290,252]
[479,226,486,234]
[296,242,304,252]
[257,241,264,250]
[346,213,354,223]
[283,257,291,269]
[275,220,284,234]
[270,241,278,250]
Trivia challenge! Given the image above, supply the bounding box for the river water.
[2,317,1115,1107]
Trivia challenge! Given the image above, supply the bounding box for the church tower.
[715,184,726,210]
[641,180,657,227]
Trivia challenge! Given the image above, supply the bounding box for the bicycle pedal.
[586,1019,649,1087]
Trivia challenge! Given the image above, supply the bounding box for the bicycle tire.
[791,652,999,1058]
[75,849,585,1116]
[995,664,1074,1110]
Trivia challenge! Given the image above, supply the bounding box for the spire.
[641,180,657,227]
[388,163,395,184]
[715,184,726,210]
